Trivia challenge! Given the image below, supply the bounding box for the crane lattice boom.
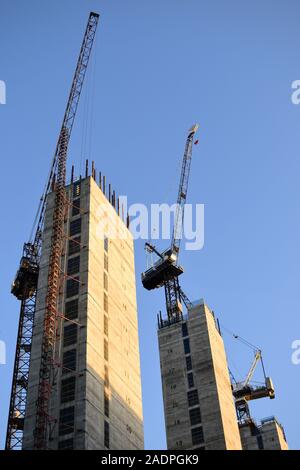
[172,124,199,255]
[141,124,199,322]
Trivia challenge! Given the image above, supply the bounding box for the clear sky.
[0,0,300,450]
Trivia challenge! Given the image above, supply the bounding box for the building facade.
[23,175,144,449]
[158,299,242,450]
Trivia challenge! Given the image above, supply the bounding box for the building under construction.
[5,11,288,452]
[158,299,242,450]
[6,12,143,450]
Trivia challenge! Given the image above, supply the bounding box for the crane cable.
[88,36,97,162]
[220,322,260,352]
[80,57,91,174]
[78,34,97,177]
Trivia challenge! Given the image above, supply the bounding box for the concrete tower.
[23,175,144,449]
[158,299,242,450]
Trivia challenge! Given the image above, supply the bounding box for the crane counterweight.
[6,12,99,451]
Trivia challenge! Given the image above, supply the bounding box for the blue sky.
[0,0,300,450]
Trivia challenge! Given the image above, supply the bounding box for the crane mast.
[142,124,199,322]
[6,12,99,450]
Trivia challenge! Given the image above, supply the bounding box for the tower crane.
[141,124,199,322]
[6,12,99,450]
[230,338,275,424]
